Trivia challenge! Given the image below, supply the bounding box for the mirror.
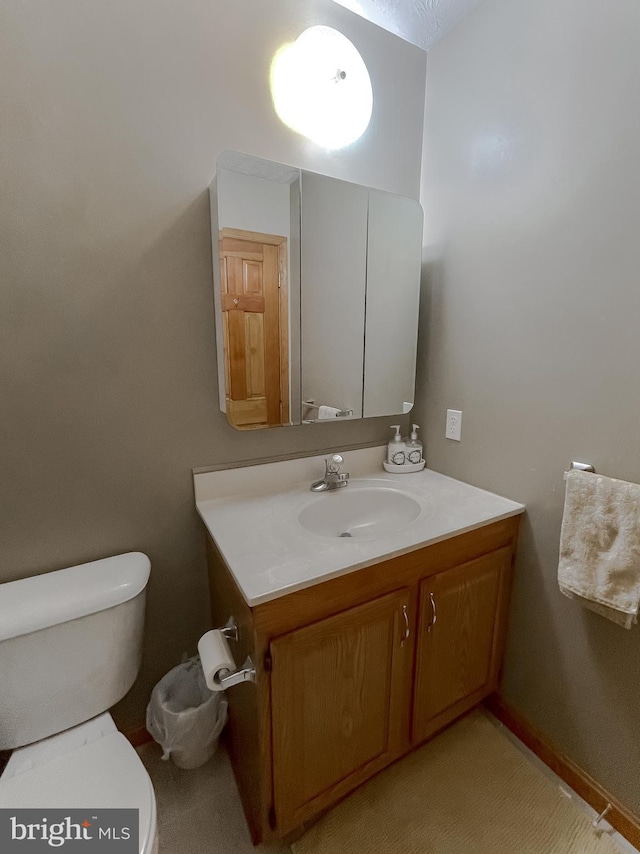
[211,152,423,430]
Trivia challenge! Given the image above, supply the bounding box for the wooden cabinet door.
[270,588,412,833]
[412,547,511,745]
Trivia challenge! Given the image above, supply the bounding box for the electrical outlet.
[446,409,462,441]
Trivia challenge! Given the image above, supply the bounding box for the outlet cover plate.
[446,409,462,441]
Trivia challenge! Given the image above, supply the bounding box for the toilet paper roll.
[197,629,236,691]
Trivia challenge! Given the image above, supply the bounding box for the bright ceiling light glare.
[270,26,373,150]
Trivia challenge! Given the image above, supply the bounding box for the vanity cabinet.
[271,589,411,831]
[412,547,511,744]
[205,515,520,844]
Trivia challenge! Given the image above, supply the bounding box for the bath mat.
[292,711,621,854]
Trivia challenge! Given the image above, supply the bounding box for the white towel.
[318,405,340,419]
[558,470,640,628]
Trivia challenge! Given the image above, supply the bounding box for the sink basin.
[298,486,421,539]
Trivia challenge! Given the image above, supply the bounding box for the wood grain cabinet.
[271,590,411,832]
[412,547,511,744]
[205,515,520,844]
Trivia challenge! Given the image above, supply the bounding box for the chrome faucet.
[310,454,350,492]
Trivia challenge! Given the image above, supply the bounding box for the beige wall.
[0,0,425,730]
[419,0,640,809]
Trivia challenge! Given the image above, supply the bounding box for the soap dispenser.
[406,424,423,465]
[388,425,406,466]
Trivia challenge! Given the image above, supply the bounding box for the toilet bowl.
[0,714,157,853]
[0,553,157,854]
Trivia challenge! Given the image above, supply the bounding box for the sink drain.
[339,531,353,538]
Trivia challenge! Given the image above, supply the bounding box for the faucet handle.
[326,454,344,473]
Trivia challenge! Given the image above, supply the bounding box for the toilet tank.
[0,552,151,750]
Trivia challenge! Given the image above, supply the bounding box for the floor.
[490,717,638,854]
[138,714,637,854]
[137,739,290,854]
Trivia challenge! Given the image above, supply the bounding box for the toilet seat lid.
[0,731,155,854]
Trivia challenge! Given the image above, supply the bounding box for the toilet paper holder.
[218,656,257,689]
[218,616,239,643]
[214,617,257,688]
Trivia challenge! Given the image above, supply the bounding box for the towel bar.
[563,461,595,481]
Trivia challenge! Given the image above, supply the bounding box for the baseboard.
[485,693,640,850]
[125,726,153,748]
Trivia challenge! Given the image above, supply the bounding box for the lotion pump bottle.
[387,425,406,465]
[406,424,423,465]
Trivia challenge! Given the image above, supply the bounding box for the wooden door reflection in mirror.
[219,228,289,429]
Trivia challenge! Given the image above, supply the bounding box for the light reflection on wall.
[469,128,517,179]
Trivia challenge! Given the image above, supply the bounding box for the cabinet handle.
[428,592,437,631]
[400,604,410,646]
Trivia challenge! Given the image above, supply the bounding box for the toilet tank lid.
[0,552,151,642]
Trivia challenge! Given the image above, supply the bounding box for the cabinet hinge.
[268,806,277,830]
[264,651,273,673]
[278,273,282,289]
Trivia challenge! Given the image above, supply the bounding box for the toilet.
[0,553,157,854]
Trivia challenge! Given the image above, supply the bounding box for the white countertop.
[194,447,525,607]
